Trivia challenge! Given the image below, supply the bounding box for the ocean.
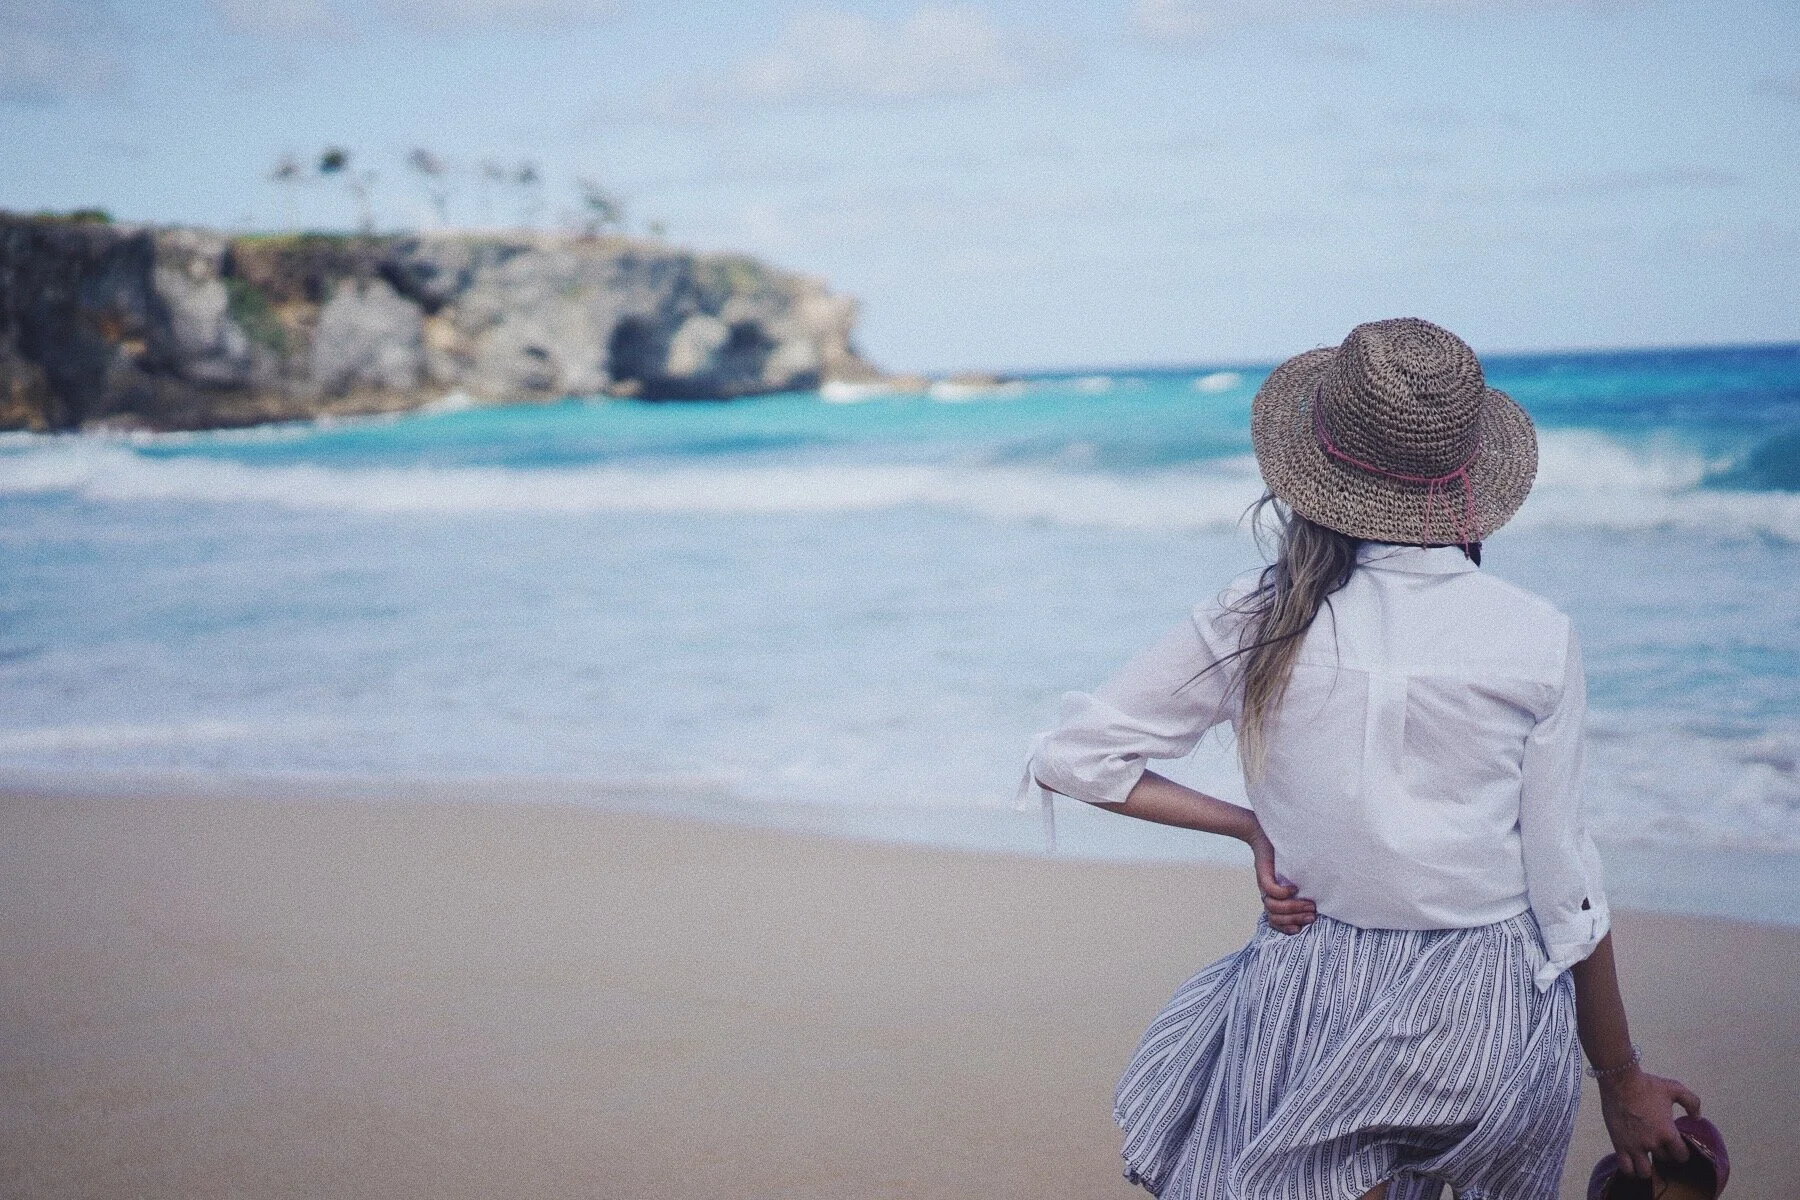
[4,343,1799,923]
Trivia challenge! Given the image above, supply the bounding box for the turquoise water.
[2,344,1798,917]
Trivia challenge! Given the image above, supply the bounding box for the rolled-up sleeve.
[1016,603,1239,848]
[1519,622,1611,991]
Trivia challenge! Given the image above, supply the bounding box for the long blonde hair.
[1201,495,1480,776]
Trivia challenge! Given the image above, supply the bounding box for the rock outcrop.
[0,214,881,432]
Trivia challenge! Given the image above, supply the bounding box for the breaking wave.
[4,429,1800,540]
[1585,716,1800,853]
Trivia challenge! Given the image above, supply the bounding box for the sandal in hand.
[1587,1115,1729,1200]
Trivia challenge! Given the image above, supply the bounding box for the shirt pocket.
[1401,674,1538,804]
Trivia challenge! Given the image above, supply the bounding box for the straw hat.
[1249,318,1537,545]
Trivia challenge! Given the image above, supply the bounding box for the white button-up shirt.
[1021,543,1609,991]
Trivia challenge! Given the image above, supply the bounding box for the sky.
[2,0,1797,373]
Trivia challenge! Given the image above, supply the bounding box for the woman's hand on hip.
[1248,823,1316,934]
[1098,774,1316,932]
[1597,1067,1702,1180]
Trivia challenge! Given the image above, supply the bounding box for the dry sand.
[2,792,1795,1199]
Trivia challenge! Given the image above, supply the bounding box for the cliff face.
[0,215,881,432]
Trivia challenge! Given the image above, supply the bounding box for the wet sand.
[3,793,1794,1199]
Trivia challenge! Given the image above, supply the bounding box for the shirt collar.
[1356,544,1479,575]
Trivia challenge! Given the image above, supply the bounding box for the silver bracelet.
[1585,1045,1642,1080]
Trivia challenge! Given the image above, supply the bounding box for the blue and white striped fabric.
[1115,912,1581,1200]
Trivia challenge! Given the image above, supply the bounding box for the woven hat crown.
[1317,318,1485,479]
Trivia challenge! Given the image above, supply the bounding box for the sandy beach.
[2,792,1795,1200]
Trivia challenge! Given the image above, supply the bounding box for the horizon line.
[942,338,1800,382]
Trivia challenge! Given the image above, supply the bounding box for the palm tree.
[318,147,376,234]
[268,153,302,230]
[576,176,625,238]
[514,159,545,230]
[477,159,506,228]
[406,147,452,227]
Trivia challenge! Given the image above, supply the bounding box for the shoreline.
[4,765,1798,930]
[3,789,1797,1200]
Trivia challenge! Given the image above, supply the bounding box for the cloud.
[207,0,616,38]
[647,6,1076,122]
[1386,103,1531,133]
[1131,0,1632,45]
[372,0,619,29]
[212,0,344,37]
[1755,71,1800,103]
[0,0,127,104]
[1522,168,1742,198]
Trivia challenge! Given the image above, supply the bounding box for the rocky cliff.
[0,214,881,432]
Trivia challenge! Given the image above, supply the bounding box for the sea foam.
[3,430,1798,541]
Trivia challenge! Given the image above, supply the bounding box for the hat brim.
[1249,347,1538,544]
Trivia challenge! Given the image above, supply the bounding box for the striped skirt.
[1115,912,1580,1200]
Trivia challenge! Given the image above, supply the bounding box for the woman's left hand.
[1597,1067,1702,1179]
[1249,824,1316,934]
